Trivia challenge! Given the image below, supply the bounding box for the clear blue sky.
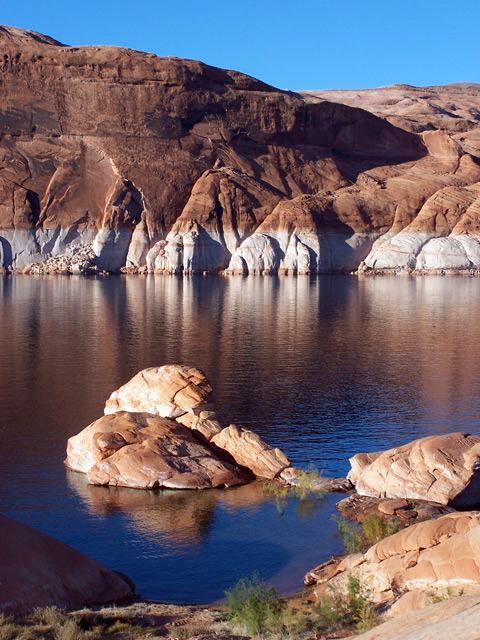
[2,0,479,91]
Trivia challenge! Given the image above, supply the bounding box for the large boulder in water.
[348,433,480,508]
[66,411,248,489]
[67,365,291,488]
[0,513,133,616]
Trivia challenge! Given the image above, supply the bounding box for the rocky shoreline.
[4,364,480,640]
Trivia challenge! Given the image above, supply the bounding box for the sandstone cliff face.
[1,26,480,273]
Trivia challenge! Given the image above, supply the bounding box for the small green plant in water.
[225,574,286,635]
[263,466,326,518]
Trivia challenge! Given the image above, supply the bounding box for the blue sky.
[2,0,479,91]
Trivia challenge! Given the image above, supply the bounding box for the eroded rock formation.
[306,511,480,614]
[0,512,133,615]
[347,432,480,508]
[66,365,292,488]
[4,26,480,274]
[66,411,247,489]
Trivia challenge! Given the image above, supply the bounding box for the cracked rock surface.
[347,432,480,508]
[66,365,291,488]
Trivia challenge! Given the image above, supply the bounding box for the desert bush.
[54,618,90,640]
[225,574,286,635]
[333,513,404,554]
[0,624,22,640]
[32,606,68,628]
[316,576,379,633]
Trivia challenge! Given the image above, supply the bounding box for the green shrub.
[225,574,286,635]
[263,467,326,519]
[332,514,364,554]
[316,576,379,633]
[333,513,404,554]
[361,513,403,546]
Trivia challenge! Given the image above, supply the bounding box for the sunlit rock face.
[2,26,480,274]
[0,512,133,615]
[316,512,480,615]
[104,365,216,420]
[66,411,247,489]
[353,593,480,640]
[66,365,290,489]
[348,432,480,508]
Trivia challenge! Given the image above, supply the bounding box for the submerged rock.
[348,432,480,508]
[0,512,133,615]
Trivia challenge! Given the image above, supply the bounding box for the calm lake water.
[1,274,480,602]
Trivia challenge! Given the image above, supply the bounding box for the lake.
[1,273,480,602]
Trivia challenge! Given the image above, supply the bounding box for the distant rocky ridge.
[2,25,480,275]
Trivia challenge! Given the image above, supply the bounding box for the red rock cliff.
[1,25,480,274]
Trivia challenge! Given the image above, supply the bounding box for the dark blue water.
[1,274,480,602]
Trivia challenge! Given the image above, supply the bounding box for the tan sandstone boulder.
[0,513,132,616]
[210,424,290,480]
[68,365,292,488]
[348,432,480,508]
[65,411,247,489]
[311,512,480,614]
[105,365,215,420]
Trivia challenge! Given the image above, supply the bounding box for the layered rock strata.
[0,512,133,615]
[347,432,480,508]
[4,26,480,275]
[66,365,292,488]
[307,511,480,614]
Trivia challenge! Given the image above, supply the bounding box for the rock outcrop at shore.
[348,432,480,508]
[308,511,480,614]
[0,513,133,615]
[66,365,291,488]
[2,25,480,275]
[353,591,480,640]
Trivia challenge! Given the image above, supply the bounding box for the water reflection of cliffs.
[68,471,269,546]
[3,275,480,477]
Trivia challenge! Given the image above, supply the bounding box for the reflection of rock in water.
[68,471,269,546]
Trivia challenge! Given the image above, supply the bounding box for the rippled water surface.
[1,274,480,602]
